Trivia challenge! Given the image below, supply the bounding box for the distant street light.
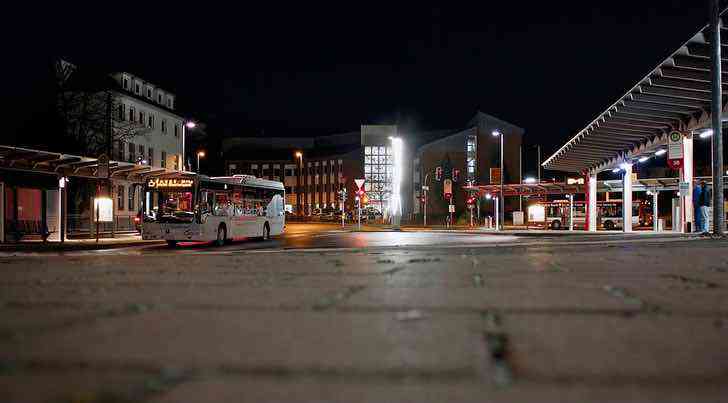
[295,152,304,215]
[523,177,537,184]
[186,121,197,129]
[197,151,205,173]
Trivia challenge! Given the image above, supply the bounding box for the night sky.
[5,1,713,159]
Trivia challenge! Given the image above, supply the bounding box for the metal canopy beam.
[631,92,708,109]
[660,66,728,82]
[616,105,691,119]
[673,55,728,72]
[609,111,679,126]
[622,98,700,114]
[649,75,717,92]
[607,116,671,129]
[640,85,713,101]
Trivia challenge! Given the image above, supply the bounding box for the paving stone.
[7,311,489,375]
[150,376,728,403]
[501,314,728,381]
[343,286,640,311]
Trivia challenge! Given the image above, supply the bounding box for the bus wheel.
[551,220,561,230]
[604,221,615,230]
[263,223,271,240]
[166,240,177,248]
[216,225,227,247]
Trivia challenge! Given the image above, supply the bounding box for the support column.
[0,182,4,243]
[652,190,659,232]
[680,134,694,233]
[711,0,725,235]
[586,171,597,232]
[622,164,633,232]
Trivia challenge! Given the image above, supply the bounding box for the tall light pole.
[492,130,505,230]
[196,151,205,174]
[185,121,196,171]
[295,151,303,216]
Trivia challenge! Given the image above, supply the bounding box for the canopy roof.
[0,145,186,182]
[543,10,728,173]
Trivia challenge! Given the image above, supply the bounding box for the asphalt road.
[1,224,727,402]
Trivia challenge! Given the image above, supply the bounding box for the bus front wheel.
[604,221,615,230]
[550,220,562,230]
[216,225,227,247]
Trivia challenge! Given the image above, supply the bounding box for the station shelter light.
[655,149,667,156]
[699,129,713,139]
[485,193,492,200]
[523,177,537,184]
[638,156,649,163]
[612,167,621,173]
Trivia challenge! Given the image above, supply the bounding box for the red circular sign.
[667,159,683,169]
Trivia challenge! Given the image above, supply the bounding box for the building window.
[139,111,145,124]
[173,155,179,170]
[157,93,162,104]
[128,185,135,212]
[364,145,392,211]
[122,76,129,90]
[117,186,125,211]
[116,141,125,161]
[285,168,294,177]
[129,106,135,122]
[167,96,173,109]
[466,134,477,183]
[161,119,167,133]
[285,186,292,194]
[161,151,167,168]
[148,114,154,128]
[138,145,144,163]
[128,143,135,163]
[148,148,154,166]
[118,103,125,121]
[146,87,152,98]
[174,124,179,137]
[274,168,281,177]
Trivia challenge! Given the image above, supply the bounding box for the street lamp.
[295,151,303,216]
[197,151,205,173]
[492,130,505,230]
[185,121,197,129]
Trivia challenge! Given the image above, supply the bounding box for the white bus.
[141,174,285,246]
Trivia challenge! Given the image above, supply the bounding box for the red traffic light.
[466,196,475,205]
[453,168,460,182]
[445,192,452,200]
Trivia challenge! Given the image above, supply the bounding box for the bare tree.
[55,60,150,158]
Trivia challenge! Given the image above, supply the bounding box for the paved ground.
[1,224,727,402]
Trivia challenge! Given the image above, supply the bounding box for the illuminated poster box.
[94,197,113,222]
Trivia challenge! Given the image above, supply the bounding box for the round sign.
[667,159,683,169]
[669,131,682,142]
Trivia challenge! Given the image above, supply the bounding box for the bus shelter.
[0,145,179,243]
[542,8,728,233]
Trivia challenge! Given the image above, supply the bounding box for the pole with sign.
[667,130,684,169]
[354,179,365,230]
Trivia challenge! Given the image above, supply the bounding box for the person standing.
[693,182,703,232]
[699,180,711,233]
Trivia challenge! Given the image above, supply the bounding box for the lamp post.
[295,151,303,216]
[492,130,505,230]
[184,121,196,171]
[196,151,205,174]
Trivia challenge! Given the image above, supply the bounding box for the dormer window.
[122,75,129,90]
[157,93,162,104]
[146,86,152,98]
[166,96,174,109]
[135,82,140,95]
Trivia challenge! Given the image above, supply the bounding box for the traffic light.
[453,168,460,182]
[444,192,452,200]
[466,196,475,206]
[435,166,442,181]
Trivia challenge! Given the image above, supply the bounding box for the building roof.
[543,9,728,173]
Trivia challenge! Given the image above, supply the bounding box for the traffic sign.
[443,179,452,196]
[668,130,683,168]
[98,154,109,179]
[448,204,455,213]
[490,168,501,184]
[354,178,365,190]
